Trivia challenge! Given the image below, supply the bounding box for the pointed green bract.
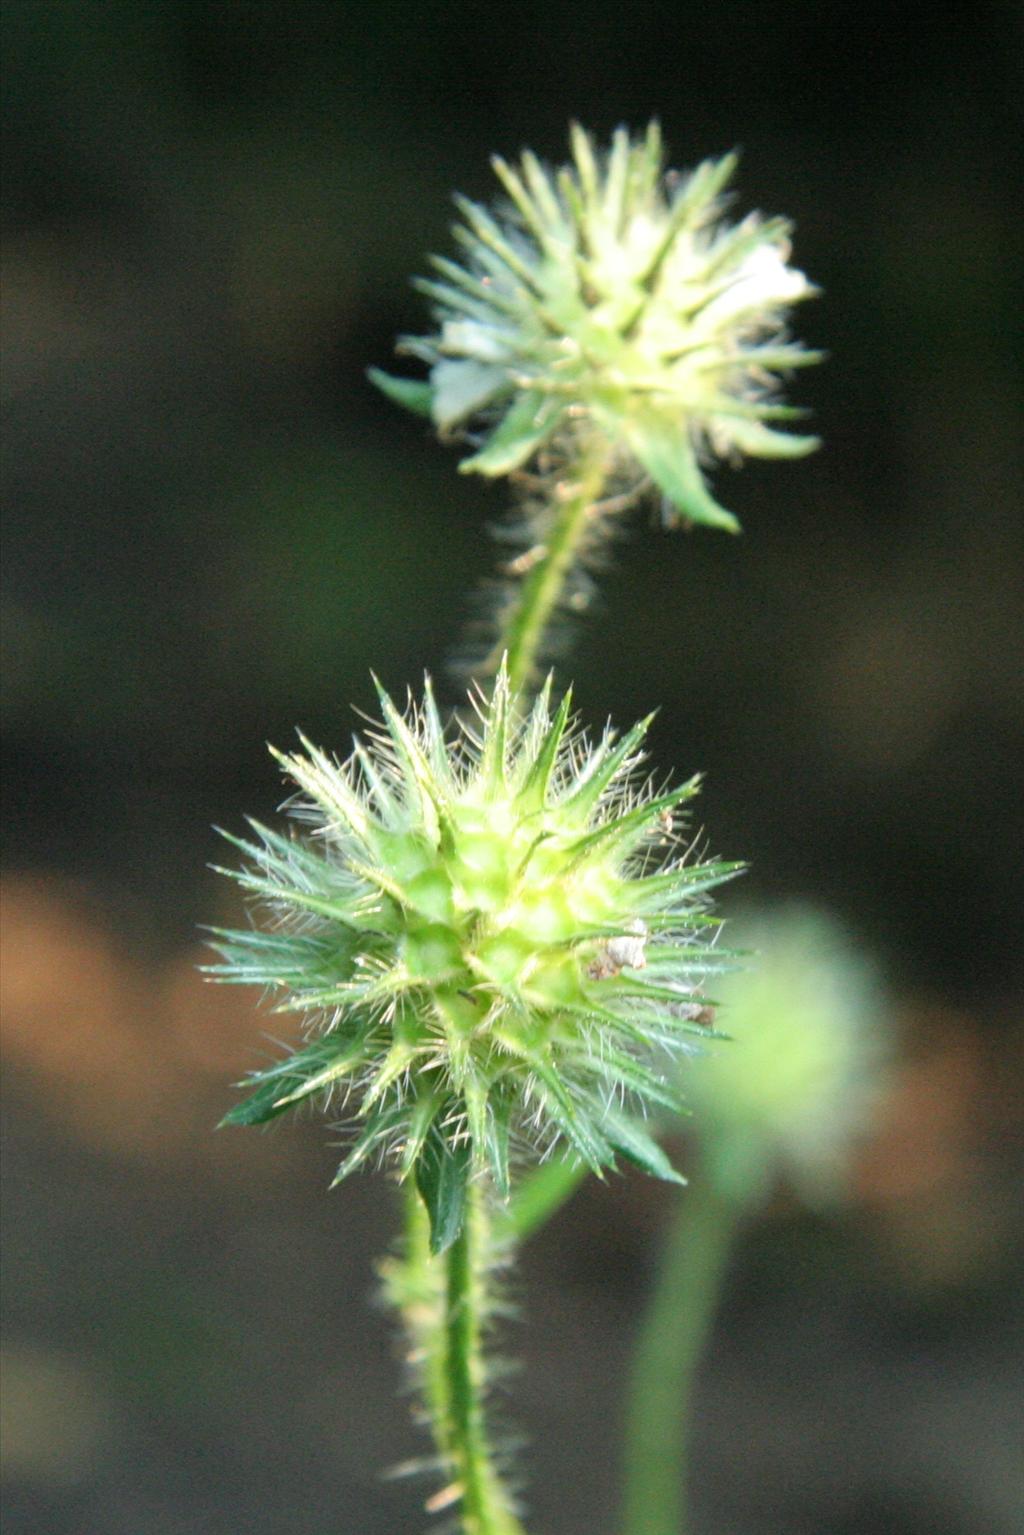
[415,1119,472,1254]
[211,664,738,1240]
[366,368,434,418]
[614,412,740,532]
[218,1034,371,1127]
[459,389,561,476]
[604,1113,688,1186]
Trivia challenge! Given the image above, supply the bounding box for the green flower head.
[371,122,821,533]
[209,666,740,1249]
[688,907,888,1206]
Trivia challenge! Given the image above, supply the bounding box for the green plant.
[622,907,886,1535]
[210,123,826,1534]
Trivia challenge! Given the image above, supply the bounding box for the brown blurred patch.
[854,998,1022,1288]
[856,1003,982,1204]
[1,874,298,1175]
[822,605,962,775]
[0,1343,117,1484]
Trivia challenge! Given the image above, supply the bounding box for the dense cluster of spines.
[209,666,739,1247]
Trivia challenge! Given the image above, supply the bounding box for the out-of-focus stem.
[504,1154,588,1243]
[621,1177,741,1535]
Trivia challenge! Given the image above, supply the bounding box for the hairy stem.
[394,1182,525,1534]
[621,1178,741,1535]
[443,1185,525,1535]
[487,443,615,695]
[398,1181,451,1462]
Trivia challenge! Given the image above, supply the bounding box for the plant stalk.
[489,444,615,695]
[621,1176,741,1535]
[442,1186,525,1535]
[396,1181,525,1535]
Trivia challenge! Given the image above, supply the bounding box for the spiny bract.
[370,121,821,533]
[209,666,740,1250]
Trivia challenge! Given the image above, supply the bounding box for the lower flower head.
[209,666,740,1248]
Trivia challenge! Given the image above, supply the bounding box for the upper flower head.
[209,665,740,1248]
[371,121,822,532]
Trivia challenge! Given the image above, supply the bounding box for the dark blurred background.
[2,4,1022,1533]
